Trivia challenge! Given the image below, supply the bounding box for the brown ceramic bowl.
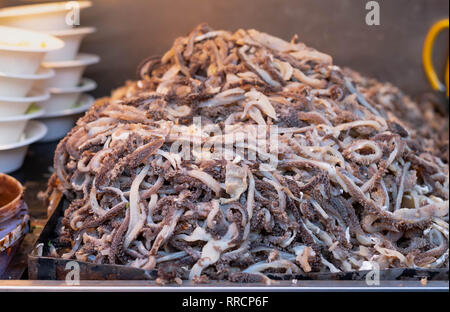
[0,173,24,223]
[0,203,29,277]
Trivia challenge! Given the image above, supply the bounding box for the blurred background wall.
[1,0,449,100]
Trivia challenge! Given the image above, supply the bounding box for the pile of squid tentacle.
[45,24,449,283]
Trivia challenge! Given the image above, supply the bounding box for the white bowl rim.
[0,67,55,80]
[0,120,48,151]
[0,26,65,52]
[41,93,94,118]
[0,89,51,103]
[0,105,45,122]
[47,26,97,37]
[42,53,100,68]
[48,77,97,94]
[0,1,92,18]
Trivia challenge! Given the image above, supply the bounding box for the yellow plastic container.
[423,19,449,98]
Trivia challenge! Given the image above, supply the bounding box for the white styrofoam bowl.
[0,26,64,76]
[39,53,100,89]
[38,94,94,142]
[0,121,47,173]
[0,107,45,145]
[0,1,92,32]
[0,89,50,117]
[0,68,54,98]
[45,27,96,62]
[40,78,96,112]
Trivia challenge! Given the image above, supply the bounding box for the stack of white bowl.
[0,26,63,173]
[0,1,98,143]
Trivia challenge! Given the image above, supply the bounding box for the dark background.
[1,0,449,100]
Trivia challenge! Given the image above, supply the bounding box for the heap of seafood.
[45,24,449,283]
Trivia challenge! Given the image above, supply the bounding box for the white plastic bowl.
[45,27,96,62]
[40,78,96,112]
[38,94,94,142]
[0,1,92,32]
[39,53,100,89]
[0,26,64,76]
[0,89,50,117]
[0,121,47,173]
[0,107,45,145]
[0,68,54,98]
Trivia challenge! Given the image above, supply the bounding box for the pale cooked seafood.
[44,24,449,283]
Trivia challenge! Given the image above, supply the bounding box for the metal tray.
[28,197,449,289]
